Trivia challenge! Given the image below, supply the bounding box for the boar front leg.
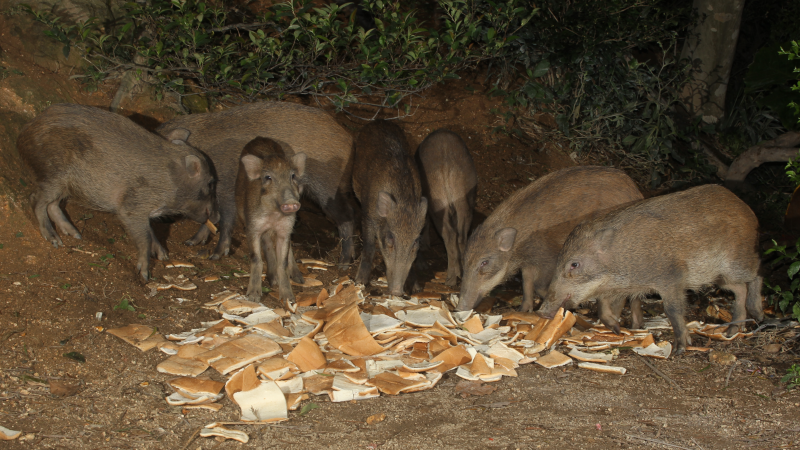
[274,230,295,301]
[148,228,169,260]
[441,208,461,287]
[518,265,538,312]
[119,213,153,282]
[355,217,377,286]
[245,230,266,303]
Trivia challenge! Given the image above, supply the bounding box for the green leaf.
[15,232,23,238]
[531,59,550,78]
[299,402,319,416]
[788,261,800,279]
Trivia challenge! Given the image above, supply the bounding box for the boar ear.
[165,128,191,144]
[292,152,307,178]
[184,155,202,178]
[377,191,396,218]
[495,227,517,252]
[240,155,263,181]
[593,228,616,253]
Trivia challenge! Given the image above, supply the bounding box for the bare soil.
[1,16,799,450]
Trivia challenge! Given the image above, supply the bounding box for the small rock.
[24,255,36,264]
[764,344,781,353]
[709,350,736,366]
[366,413,386,425]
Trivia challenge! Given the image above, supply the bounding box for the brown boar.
[458,166,643,312]
[17,103,216,281]
[352,121,427,296]
[540,184,763,355]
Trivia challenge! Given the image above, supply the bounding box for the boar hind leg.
[721,282,749,337]
[662,286,691,356]
[287,245,304,284]
[355,218,377,286]
[442,207,462,287]
[31,188,64,247]
[746,276,764,323]
[246,231,266,303]
[209,202,235,260]
[518,266,538,312]
[321,195,355,270]
[46,201,81,240]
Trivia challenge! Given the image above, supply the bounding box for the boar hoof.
[290,272,304,284]
[672,343,686,357]
[184,238,203,246]
[517,298,534,313]
[445,276,458,288]
[208,253,222,261]
[72,232,82,239]
[724,325,740,338]
[246,292,262,303]
[279,289,295,302]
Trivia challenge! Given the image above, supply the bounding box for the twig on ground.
[627,434,692,449]
[180,427,201,450]
[635,354,682,390]
[691,437,705,450]
[725,361,737,388]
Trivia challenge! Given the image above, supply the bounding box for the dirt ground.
[1,16,800,450]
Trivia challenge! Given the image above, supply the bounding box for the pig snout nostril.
[281,203,300,213]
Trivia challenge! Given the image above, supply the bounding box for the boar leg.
[46,201,81,240]
[245,230,266,303]
[119,214,153,281]
[629,296,644,329]
[746,276,764,323]
[518,266,538,312]
[209,199,236,260]
[441,207,462,287]
[263,232,280,287]
[184,223,211,247]
[274,230,295,301]
[355,218,377,286]
[148,228,169,260]
[662,286,691,356]
[599,296,623,335]
[31,189,64,247]
[320,195,355,269]
[287,245,305,284]
[722,282,749,337]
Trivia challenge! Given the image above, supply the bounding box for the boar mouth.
[537,296,570,319]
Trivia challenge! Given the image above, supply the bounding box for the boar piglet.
[236,137,306,302]
[158,102,355,268]
[17,103,216,281]
[416,129,477,287]
[458,166,643,312]
[353,121,427,296]
[540,184,763,355]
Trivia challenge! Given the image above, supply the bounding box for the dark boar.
[416,129,477,287]
[540,184,763,355]
[16,103,216,281]
[158,102,355,267]
[236,137,306,302]
[352,121,427,296]
[458,166,643,312]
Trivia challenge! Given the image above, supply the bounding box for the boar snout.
[281,202,300,213]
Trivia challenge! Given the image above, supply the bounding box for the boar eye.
[479,260,488,268]
[570,262,580,270]
[264,175,272,182]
